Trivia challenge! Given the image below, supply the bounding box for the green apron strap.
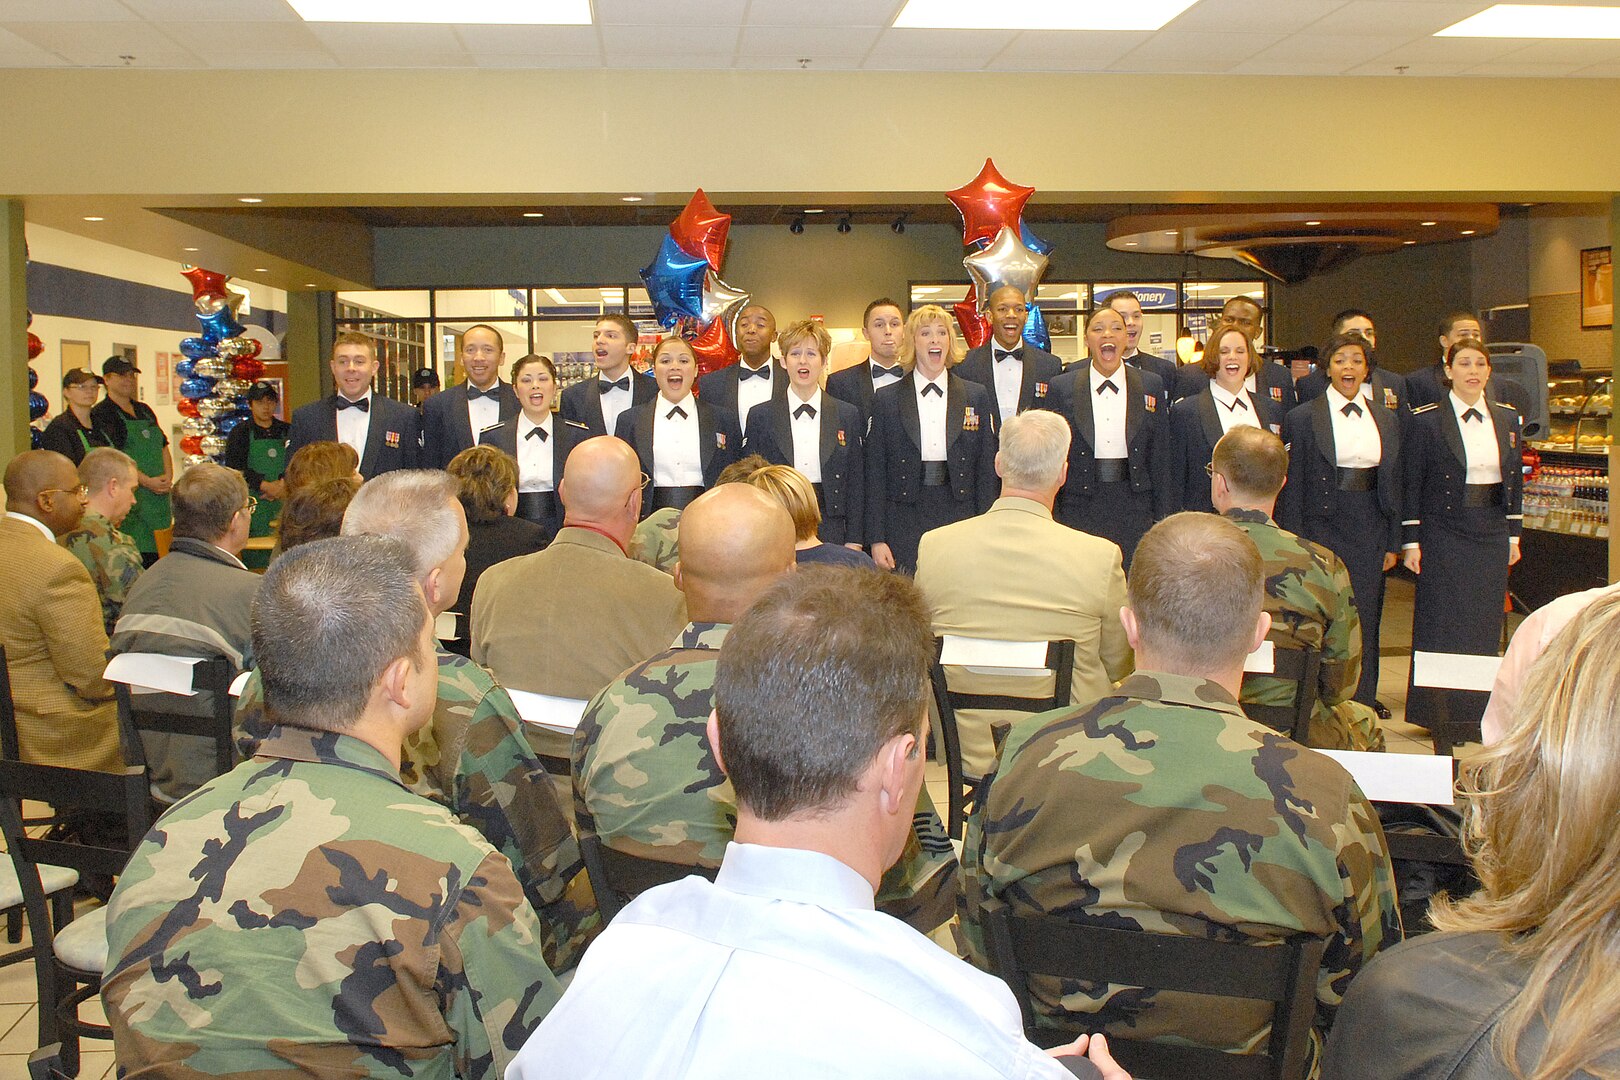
[121,412,171,554]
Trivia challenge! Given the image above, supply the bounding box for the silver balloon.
[963,225,1049,310]
[213,378,250,399]
[699,270,751,342]
[197,396,236,419]
[181,415,217,437]
[195,357,231,379]
[215,336,250,358]
[183,453,212,468]
[201,434,228,457]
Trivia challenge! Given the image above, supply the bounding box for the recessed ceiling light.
[238,197,263,204]
[1305,220,1322,226]
[254,267,270,272]
[182,246,199,252]
[522,211,545,218]
[804,208,825,214]
[1403,240,1417,246]
[895,0,1197,31]
[1420,220,1438,226]
[621,195,643,203]
[1460,229,1477,236]
[1437,4,1620,38]
[305,283,318,287]
[82,215,104,222]
[1125,241,1138,247]
[288,0,589,22]
[1163,230,1176,236]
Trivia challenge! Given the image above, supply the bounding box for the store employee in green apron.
[223,381,290,561]
[91,356,173,567]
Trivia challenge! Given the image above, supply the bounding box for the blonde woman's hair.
[1430,591,1620,1080]
[898,304,964,372]
[746,464,820,542]
[777,319,832,365]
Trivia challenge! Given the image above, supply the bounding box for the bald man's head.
[675,484,796,624]
[4,450,86,536]
[559,436,642,538]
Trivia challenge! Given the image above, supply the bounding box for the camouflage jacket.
[572,621,962,933]
[1224,508,1363,750]
[963,671,1400,1074]
[59,510,143,634]
[102,725,560,1080]
[630,506,681,573]
[235,646,598,973]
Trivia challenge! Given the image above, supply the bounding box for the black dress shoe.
[1373,700,1392,720]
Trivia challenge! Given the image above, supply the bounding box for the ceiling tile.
[120,0,301,20]
[1365,34,1532,63]
[1307,1,1489,35]
[473,52,603,68]
[208,47,339,68]
[1460,60,1583,76]
[592,0,749,26]
[0,0,136,20]
[606,51,739,68]
[454,23,600,53]
[335,49,474,67]
[0,26,68,64]
[155,20,324,53]
[600,23,740,52]
[1572,60,1620,76]
[1164,0,1347,34]
[1345,59,1467,75]
[864,27,1018,65]
[1244,32,1410,67]
[738,25,881,56]
[733,55,863,69]
[744,0,902,27]
[988,29,1153,64]
[1111,29,1285,65]
[1504,37,1620,63]
[4,20,204,65]
[306,22,466,53]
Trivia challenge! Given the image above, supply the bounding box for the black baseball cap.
[103,356,141,376]
[63,367,102,388]
[246,381,281,402]
[412,367,441,390]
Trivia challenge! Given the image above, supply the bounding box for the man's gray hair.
[253,535,427,734]
[341,470,462,580]
[997,410,1071,492]
[78,447,137,491]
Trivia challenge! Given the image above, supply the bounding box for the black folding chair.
[1241,645,1321,743]
[108,653,238,785]
[930,638,1076,838]
[579,833,719,924]
[982,897,1327,1080]
[1408,650,1502,755]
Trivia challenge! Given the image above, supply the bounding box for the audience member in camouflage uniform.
[627,456,772,574]
[1211,427,1385,751]
[574,483,962,932]
[59,447,143,633]
[104,536,560,1078]
[965,512,1400,1076]
[238,469,597,971]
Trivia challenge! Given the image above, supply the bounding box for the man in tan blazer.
[915,410,1133,780]
[471,436,686,760]
[1,450,121,772]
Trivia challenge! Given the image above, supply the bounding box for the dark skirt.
[651,485,705,513]
[515,490,560,538]
[1057,481,1155,570]
[1304,488,1391,706]
[884,484,969,575]
[1406,506,1510,730]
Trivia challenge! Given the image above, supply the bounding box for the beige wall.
[1530,209,1613,369]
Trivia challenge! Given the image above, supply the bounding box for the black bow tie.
[995,348,1023,363]
[1097,379,1118,395]
[1464,408,1482,423]
[872,363,901,380]
[1342,402,1363,418]
[794,403,816,420]
[738,365,770,381]
[336,396,369,412]
[1224,397,1250,413]
[600,377,629,393]
[467,384,501,401]
[667,406,688,420]
[525,426,548,442]
[921,382,943,398]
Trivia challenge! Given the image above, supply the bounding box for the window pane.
[438,320,531,380]
[334,320,430,403]
[435,288,531,318]
[337,290,430,319]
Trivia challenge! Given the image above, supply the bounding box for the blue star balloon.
[1022,303,1052,353]
[640,234,709,329]
[197,306,245,344]
[1019,220,1053,257]
[179,337,218,360]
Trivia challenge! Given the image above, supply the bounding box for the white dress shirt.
[991,345,1023,422]
[1452,391,1503,484]
[1210,382,1260,435]
[515,413,555,493]
[466,381,502,441]
[507,843,1075,1080]
[598,372,634,435]
[1090,364,1128,459]
[5,511,54,542]
[653,394,704,487]
[870,359,904,391]
[789,389,823,483]
[915,373,949,462]
[334,391,372,458]
[735,360,775,430]
[1326,386,1382,468]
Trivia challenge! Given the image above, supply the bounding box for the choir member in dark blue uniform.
[1047,306,1173,569]
[1107,290,1180,392]
[1294,310,1409,412]
[828,298,907,422]
[955,286,1063,429]
[864,304,998,574]
[1279,332,1403,711]
[695,305,786,434]
[742,319,865,546]
[1402,340,1524,734]
[477,354,583,540]
[1168,324,1287,514]
[1171,295,1297,412]
[615,337,742,517]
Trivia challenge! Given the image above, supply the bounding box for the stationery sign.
[1094,285,1177,311]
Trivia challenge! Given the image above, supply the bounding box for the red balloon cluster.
[946,160,1035,248]
[181,265,230,305]
[180,434,204,455]
[177,397,200,419]
[231,357,266,382]
[670,189,731,273]
[952,287,991,350]
[665,190,748,379]
[943,159,1051,348]
[27,331,43,360]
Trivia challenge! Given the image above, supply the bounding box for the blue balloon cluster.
[198,307,245,345]
[180,376,217,400]
[29,390,48,421]
[640,235,708,330]
[217,414,247,435]
[1022,303,1052,353]
[1020,221,1053,257]
[179,337,216,360]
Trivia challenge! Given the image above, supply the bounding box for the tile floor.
[0,574,1509,1078]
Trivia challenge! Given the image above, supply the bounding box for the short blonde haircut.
[898,304,964,372]
[78,447,137,492]
[332,331,377,359]
[746,464,820,542]
[777,320,832,363]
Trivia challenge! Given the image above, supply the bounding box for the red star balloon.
[952,286,991,350]
[946,159,1036,247]
[670,189,731,272]
[180,264,230,299]
[688,318,739,377]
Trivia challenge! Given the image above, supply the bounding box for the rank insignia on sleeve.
[385,431,400,448]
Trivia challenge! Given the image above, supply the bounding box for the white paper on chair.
[229,670,252,697]
[1411,652,1502,693]
[103,652,204,697]
[434,611,460,642]
[506,690,589,734]
[1319,750,1456,805]
[1243,641,1275,674]
[939,636,1049,678]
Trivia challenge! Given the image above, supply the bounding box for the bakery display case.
[1514,368,1612,610]
[1537,371,1612,454]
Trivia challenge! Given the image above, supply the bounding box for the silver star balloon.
[963,225,1049,310]
[698,270,751,342]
